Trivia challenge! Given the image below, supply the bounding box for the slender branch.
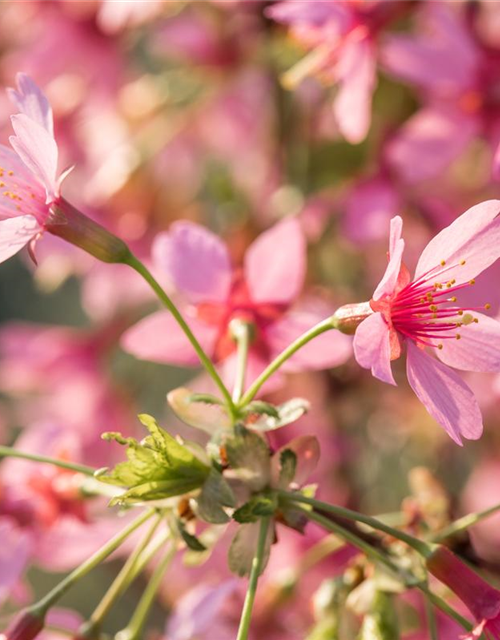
[296,505,473,633]
[238,318,333,407]
[116,543,176,640]
[30,509,155,616]
[236,517,271,640]
[424,592,439,640]
[280,491,433,558]
[0,446,96,476]
[432,502,500,542]
[79,514,164,637]
[125,254,234,411]
[231,320,251,404]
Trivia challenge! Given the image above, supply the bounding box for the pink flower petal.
[406,341,483,445]
[152,222,232,304]
[343,177,400,245]
[0,518,32,605]
[385,107,478,184]
[7,73,54,136]
[121,310,218,366]
[0,215,42,264]
[10,114,59,201]
[265,1,349,29]
[436,312,500,373]
[334,37,377,144]
[381,5,478,93]
[415,199,500,283]
[373,216,405,301]
[353,312,395,385]
[245,218,306,305]
[267,307,352,372]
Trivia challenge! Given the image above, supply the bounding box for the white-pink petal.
[10,114,59,202]
[415,199,500,283]
[385,107,478,184]
[152,222,232,304]
[406,341,483,445]
[245,217,306,305]
[334,37,376,144]
[7,73,54,136]
[0,215,42,264]
[436,312,500,373]
[353,312,396,385]
[121,310,218,366]
[373,220,405,301]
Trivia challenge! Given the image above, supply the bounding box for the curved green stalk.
[238,318,333,407]
[280,491,433,558]
[126,254,234,412]
[30,509,155,617]
[0,446,95,476]
[80,514,164,637]
[432,501,500,542]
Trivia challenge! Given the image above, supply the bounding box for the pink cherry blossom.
[353,200,500,444]
[266,1,412,144]
[0,73,68,263]
[382,3,500,184]
[122,218,351,385]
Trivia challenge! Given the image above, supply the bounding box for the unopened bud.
[426,545,500,622]
[46,199,131,264]
[331,302,372,335]
[1,610,45,640]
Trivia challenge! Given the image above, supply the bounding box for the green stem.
[0,446,95,476]
[125,254,234,411]
[281,491,433,558]
[432,502,500,542]
[30,509,155,617]
[123,529,171,589]
[116,543,176,640]
[231,320,251,404]
[419,585,473,632]
[236,517,271,640]
[424,592,439,640]
[80,514,164,636]
[294,506,401,576]
[238,318,333,407]
[297,505,473,633]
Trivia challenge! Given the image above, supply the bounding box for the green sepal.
[246,398,310,431]
[196,468,236,524]
[233,493,278,524]
[225,426,271,491]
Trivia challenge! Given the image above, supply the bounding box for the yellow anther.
[469,279,475,285]
[456,334,461,340]
[437,344,443,350]
[7,171,13,176]
[460,260,466,265]
[458,310,464,316]
[474,318,479,323]
[485,303,491,310]
[450,297,457,302]
[440,260,446,266]
[429,305,437,311]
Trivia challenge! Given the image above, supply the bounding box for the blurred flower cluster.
[1,2,500,640]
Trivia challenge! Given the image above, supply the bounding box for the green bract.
[96,414,210,506]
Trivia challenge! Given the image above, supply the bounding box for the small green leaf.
[244,401,280,419]
[247,398,310,431]
[178,520,207,552]
[279,449,297,488]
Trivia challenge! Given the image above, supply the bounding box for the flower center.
[388,260,490,350]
